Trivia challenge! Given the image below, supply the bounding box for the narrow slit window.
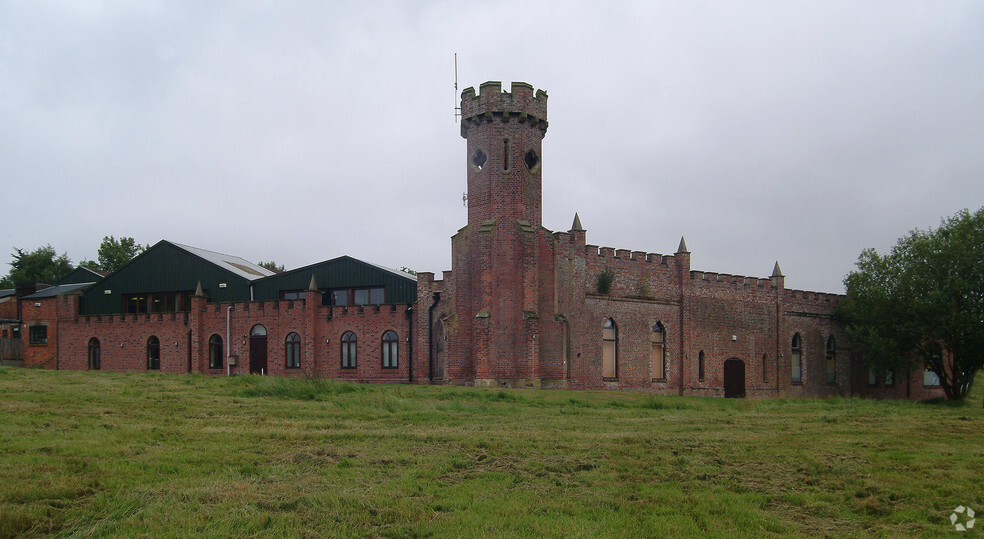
[825,336,836,384]
[651,322,666,380]
[147,336,160,370]
[209,334,223,369]
[791,333,802,383]
[698,351,705,382]
[602,319,617,379]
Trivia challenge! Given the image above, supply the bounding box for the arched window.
[651,322,666,380]
[602,319,617,379]
[381,330,398,368]
[208,334,223,369]
[285,332,301,369]
[761,353,768,383]
[698,350,705,382]
[791,333,802,383]
[88,338,101,370]
[147,336,160,370]
[341,331,357,369]
[825,336,836,384]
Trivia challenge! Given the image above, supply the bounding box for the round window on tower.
[471,148,488,172]
[524,149,540,173]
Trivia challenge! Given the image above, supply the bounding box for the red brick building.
[12,81,943,400]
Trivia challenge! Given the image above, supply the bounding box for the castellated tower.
[444,81,560,387]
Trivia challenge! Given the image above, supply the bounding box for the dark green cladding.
[250,256,417,304]
[81,241,254,315]
[80,243,417,315]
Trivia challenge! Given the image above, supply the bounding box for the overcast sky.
[2,1,982,293]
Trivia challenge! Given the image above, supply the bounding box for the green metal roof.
[79,242,418,315]
[251,256,417,304]
[80,241,259,315]
[57,267,105,286]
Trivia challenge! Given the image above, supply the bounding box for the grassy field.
[1,368,982,538]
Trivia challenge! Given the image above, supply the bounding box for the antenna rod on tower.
[454,53,461,122]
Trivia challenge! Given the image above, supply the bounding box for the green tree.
[258,261,284,272]
[0,245,74,288]
[840,207,984,401]
[94,236,146,273]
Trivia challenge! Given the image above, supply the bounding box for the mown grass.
[0,368,982,537]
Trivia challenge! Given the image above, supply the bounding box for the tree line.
[1,237,287,290]
[0,236,145,288]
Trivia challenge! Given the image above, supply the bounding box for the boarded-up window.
[651,323,665,380]
[762,353,768,383]
[825,336,836,384]
[602,319,616,379]
[791,333,802,383]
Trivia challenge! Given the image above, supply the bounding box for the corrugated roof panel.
[24,282,95,299]
[171,242,274,281]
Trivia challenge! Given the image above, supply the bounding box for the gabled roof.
[57,266,106,286]
[250,255,417,304]
[363,260,418,282]
[0,289,15,300]
[170,242,275,281]
[24,282,95,299]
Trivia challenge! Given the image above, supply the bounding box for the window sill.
[602,377,618,382]
[651,378,667,383]
[382,366,399,370]
[790,381,803,386]
[341,366,357,370]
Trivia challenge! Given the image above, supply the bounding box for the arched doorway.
[723,358,746,398]
[250,325,268,374]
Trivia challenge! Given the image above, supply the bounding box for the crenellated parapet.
[690,271,774,290]
[782,288,843,305]
[585,244,677,266]
[460,81,548,138]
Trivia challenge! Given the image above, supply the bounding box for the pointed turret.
[571,212,584,231]
[194,281,204,297]
[308,274,318,291]
[770,261,785,289]
[676,236,689,254]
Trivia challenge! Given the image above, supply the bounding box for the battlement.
[460,81,548,138]
[586,245,675,266]
[783,288,843,304]
[690,271,773,289]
